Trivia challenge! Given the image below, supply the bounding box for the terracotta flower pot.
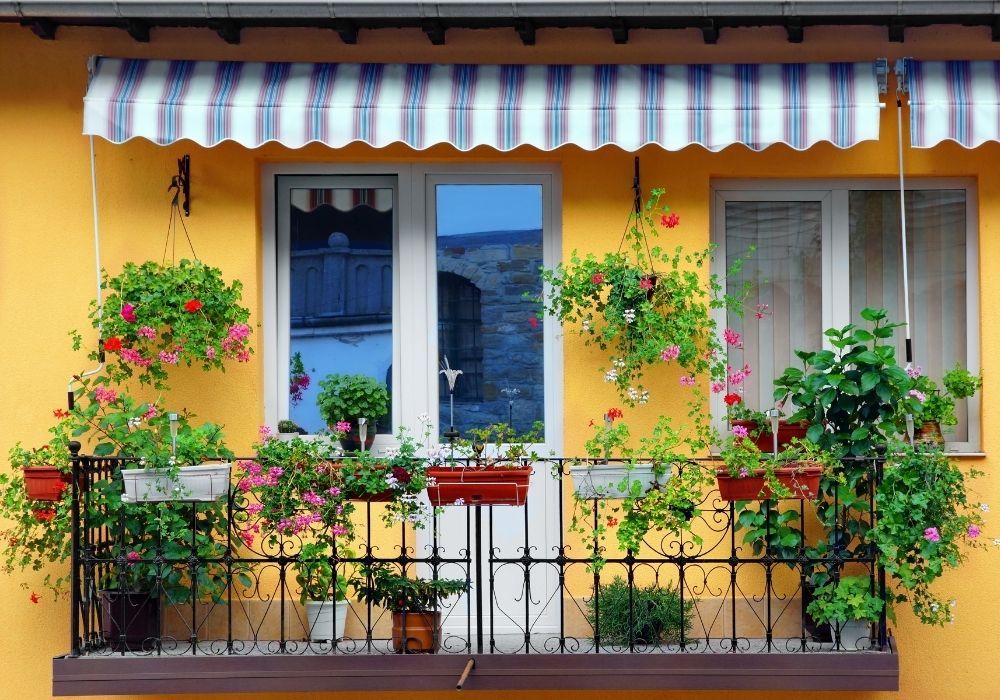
[391,610,441,653]
[915,420,945,447]
[732,419,810,453]
[426,465,532,506]
[715,463,822,500]
[22,466,71,501]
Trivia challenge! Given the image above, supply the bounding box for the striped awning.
[83,57,883,152]
[905,59,1000,149]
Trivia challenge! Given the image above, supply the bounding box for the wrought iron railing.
[67,452,890,658]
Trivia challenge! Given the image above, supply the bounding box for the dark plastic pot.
[99,590,161,652]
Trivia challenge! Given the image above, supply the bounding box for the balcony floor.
[53,635,899,695]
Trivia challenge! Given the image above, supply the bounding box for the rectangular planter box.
[715,464,822,501]
[121,463,231,503]
[569,463,670,500]
[22,466,71,501]
[426,466,532,506]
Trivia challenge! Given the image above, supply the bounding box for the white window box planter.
[120,463,232,503]
[569,463,671,500]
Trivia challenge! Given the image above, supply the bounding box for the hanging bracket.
[632,156,641,215]
[169,155,191,216]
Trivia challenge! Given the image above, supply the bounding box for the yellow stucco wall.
[1,20,999,700]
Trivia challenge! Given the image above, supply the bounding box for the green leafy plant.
[77,259,253,389]
[942,365,982,400]
[355,564,466,613]
[773,308,912,458]
[296,543,353,605]
[583,408,630,462]
[459,421,543,464]
[0,473,72,600]
[586,577,693,645]
[870,444,987,625]
[277,419,303,434]
[905,365,982,428]
[316,373,390,429]
[539,187,748,405]
[805,575,884,626]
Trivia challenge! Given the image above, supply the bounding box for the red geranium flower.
[30,592,40,604]
[104,336,122,352]
[52,409,69,419]
[528,316,539,329]
[661,212,680,228]
[605,407,624,421]
[184,299,204,313]
[591,273,605,285]
[391,466,412,485]
[33,509,56,522]
[724,393,743,406]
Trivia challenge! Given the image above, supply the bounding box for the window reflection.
[436,184,544,438]
[287,187,394,434]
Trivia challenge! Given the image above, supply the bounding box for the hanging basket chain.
[163,176,199,266]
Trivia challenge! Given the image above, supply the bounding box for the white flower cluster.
[626,387,649,404]
[623,309,636,324]
[604,369,618,382]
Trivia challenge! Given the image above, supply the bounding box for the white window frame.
[712,178,981,454]
[261,163,563,455]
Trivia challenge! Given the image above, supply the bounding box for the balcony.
[53,453,899,696]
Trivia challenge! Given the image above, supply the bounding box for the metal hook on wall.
[169,154,191,216]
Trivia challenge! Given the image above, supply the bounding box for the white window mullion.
[828,189,851,337]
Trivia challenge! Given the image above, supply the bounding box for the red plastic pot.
[731,419,810,452]
[22,466,71,501]
[426,465,532,506]
[715,464,823,500]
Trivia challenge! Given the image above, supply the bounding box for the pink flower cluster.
[660,345,680,362]
[723,328,742,347]
[222,324,253,358]
[679,375,696,386]
[159,350,180,365]
[727,363,752,387]
[137,326,157,339]
[93,386,117,404]
[924,527,941,543]
[120,303,137,323]
[732,424,749,438]
[711,381,726,394]
[121,348,152,367]
[335,420,352,433]
[302,491,326,507]
[277,513,323,535]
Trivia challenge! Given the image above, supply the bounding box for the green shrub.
[586,577,693,645]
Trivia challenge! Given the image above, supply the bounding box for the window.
[714,181,980,452]
[265,166,559,448]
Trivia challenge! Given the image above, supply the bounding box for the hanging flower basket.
[426,465,532,506]
[715,463,823,501]
[85,259,253,389]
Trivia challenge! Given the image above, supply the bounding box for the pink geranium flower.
[120,303,137,323]
[924,527,941,543]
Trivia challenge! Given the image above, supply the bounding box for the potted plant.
[6,411,74,502]
[716,436,829,501]
[355,564,467,654]
[538,187,747,406]
[316,373,390,451]
[425,421,542,507]
[570,408,666,500]
[870,444,987,625]
[726,396,809,453]
[79,259,253,390]
[805,575,883,649]
[586,576,693,646]
[347,420,434,526]
[297,544,354,642]
[905,365,983,445]
[276,419,306,442]
[0,459,73,601]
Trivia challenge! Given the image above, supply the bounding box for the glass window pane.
[435,184,544,438]
[287,186,394,434]
[849,190,968,440]
[725,201,824,412]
